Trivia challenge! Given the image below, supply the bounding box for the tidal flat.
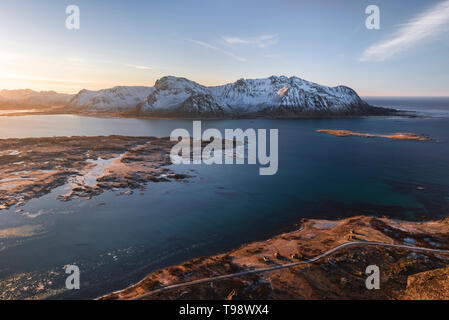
[0,136,192,211]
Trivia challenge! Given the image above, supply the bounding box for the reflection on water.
[82,155,124,187]
[0,98,448,299]
[0,109,38,115]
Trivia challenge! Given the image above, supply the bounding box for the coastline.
[0,136,190,211]
[0,135,240,210]
[0,104,411,120]
[101,215,449,300]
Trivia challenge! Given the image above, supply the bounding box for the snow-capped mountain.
[1,76,388,117]
[67,86,153,112]
[0,89,73,108]
[137,75,373,117]
[65,75,387,117]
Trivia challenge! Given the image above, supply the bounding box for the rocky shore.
[0,105,402,119]
[102,215,449,300]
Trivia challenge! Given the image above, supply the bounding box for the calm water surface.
[0,97,448,299]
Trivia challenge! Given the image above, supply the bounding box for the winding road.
[106,241,449,300]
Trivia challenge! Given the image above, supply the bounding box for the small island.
[317,129,431,141]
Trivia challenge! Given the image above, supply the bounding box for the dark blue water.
[0,97,448,299]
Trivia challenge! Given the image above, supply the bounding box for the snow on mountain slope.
[66,89,99,109]
[68,86,154,112]
[0,89,73,108]
[0,76,384,117]
[138,76,228,115]
[64,75,385,117]
[210,75,367,113]
[138,75,370,116]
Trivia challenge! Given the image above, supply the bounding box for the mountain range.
[1,76,394,117]
[0,89,72,109]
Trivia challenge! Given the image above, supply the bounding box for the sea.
[0,97,448,299]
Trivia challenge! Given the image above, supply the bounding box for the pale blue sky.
[0,0,448,95]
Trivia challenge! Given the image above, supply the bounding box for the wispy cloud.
[66,57,153,70]
[222,34,279,48]
[360,0,449,62]
[124,64,153,70]
[189,39,246,62]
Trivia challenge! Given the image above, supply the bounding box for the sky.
[0,0,448,96]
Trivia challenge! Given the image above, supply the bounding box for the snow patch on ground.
[403,237,416,245]
[311,220,342,230]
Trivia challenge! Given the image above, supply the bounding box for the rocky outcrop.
[402,266,449,299]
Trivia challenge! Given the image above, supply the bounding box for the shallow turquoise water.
[0,97,448,299]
